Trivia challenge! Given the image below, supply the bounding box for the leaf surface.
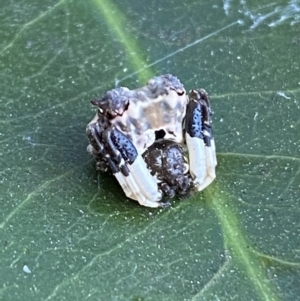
[1,0,300,300]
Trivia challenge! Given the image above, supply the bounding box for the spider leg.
[185,89,217,191]
[87,122,163,207]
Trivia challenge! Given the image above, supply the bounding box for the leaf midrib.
[90,0,281,300]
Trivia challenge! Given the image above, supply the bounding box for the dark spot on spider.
[115,121,128,133]
[155,129,166,140]
[124,101,130,112]
[176,90,185,96]
[135,128,142,135]
[160,101,172,111]
[167,130,176,137]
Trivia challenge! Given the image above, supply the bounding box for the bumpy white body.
[111,89,187,154]
[87,74,217,207]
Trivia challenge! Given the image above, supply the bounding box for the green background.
[1,0,300,300]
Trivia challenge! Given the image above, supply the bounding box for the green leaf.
[1,0,300,300]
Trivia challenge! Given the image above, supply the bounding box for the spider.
[86,74,217,207]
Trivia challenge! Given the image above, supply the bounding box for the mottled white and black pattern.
[86,74,217,207]
[143,141,191,199]
[90,74,187,154]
